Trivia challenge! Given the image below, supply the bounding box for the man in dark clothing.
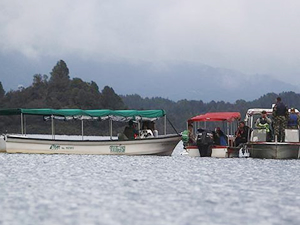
[272,97,288,142]
[212,127,227,146]
[234,121,250,147]
[123,120,139,140]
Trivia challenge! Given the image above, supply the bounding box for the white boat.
[0,108,181,156]
[183,112,242,158]
[245,107,300,159]
[0,135,5,152]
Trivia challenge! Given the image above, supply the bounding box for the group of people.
[186,123,227,146]
[255,97,300,142]
[122,120,156,140]
[236,97,300,145]
[185,97,300,147]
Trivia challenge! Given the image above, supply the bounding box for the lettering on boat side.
[49,145,74,150]
[110,145,125,153]
[50,144,60,150]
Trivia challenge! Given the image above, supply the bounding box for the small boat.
[0,108,181,156]
[0,135,5,152]
[245,107,300,159]
[183,112,242,158]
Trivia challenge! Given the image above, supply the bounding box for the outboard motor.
[196,129,213,157]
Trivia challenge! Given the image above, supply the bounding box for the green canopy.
[0,108,166,121]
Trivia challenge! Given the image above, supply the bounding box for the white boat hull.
[187,145,239,158]
[0,136,6,152]
[5,135,181,156]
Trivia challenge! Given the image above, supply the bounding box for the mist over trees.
[0,59,300,135]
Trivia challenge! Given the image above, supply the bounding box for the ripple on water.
[1,143,300,225]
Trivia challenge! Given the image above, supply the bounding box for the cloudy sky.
[0,0,300,98]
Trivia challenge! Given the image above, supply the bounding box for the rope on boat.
[167,117,180,135]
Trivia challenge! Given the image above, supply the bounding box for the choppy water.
[1,142,300,225]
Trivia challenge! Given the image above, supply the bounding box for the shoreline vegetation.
[0,60,300,135]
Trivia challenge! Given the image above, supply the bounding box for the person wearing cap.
[272,97,288,142]
[287,108,300,129]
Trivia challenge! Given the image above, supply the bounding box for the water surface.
[1,142,300,225]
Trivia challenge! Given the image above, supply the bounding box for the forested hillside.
[0,60,126,135]
[121,92,300,132]
[1,59,300,135]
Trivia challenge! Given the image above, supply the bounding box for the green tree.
[46,60,71,107]
[49,60,70,90]
[101,86,125,109]
[0,82,5,98]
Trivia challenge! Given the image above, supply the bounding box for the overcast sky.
[1,0,300,88]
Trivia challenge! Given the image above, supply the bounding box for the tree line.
[1,59,300,135]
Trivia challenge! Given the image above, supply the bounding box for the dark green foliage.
[101,86,124,109]
[0,82,5,99]
[0,60,126,135]
[122,92,300,133]
[49,60,70,89]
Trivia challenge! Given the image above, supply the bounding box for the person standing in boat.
[287,108,300,129]
[234,121,250,147]
[272,97,288,142]
[255,110,272,141]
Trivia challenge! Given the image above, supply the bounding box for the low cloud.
[1,0,300,83]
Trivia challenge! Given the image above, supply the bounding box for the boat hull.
[0,136,6,152]
[187,145,239,158]
[5,135,181,156]
[247,142,300,159]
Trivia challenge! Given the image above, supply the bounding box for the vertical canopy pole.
[20,113,24,135]
[109,118,113,140]
[227,122,230,145]
[51,115,55,140]
[164,115,167,135]
[81,119,84,140]
[24,115,27,135]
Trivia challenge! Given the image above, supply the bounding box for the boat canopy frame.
[187,112,241,145]
[0,108,167,139]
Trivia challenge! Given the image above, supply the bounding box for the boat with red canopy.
[183,112,243,157]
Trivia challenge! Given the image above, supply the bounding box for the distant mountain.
[64,59,300,102]
[0,54,299,102]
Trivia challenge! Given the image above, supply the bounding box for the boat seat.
[285,129,299,142]
[250,129,266,142]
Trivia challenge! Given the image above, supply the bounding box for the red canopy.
[188,112,241,123]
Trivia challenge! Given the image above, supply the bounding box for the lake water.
[1,141,300,225]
